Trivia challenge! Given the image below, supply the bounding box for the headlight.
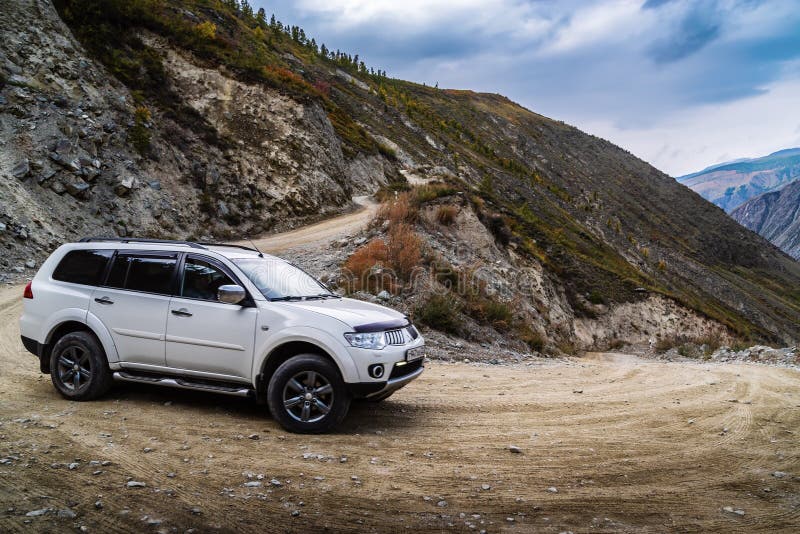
[344,332,386,350]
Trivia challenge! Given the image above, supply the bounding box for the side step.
[113,371,254,398]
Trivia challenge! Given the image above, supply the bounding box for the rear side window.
[52,250,113,286]
[103,254,177,295]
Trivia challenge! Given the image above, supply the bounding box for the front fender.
[253,326,359,383]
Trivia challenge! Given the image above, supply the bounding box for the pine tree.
[320,43,328,57]
[240,0,253,19]
[257,8,267,27]
[269,14,277,29]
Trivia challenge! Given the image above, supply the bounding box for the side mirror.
[218,284,246,304]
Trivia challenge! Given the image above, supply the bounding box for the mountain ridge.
[677,148,800,182]
[677,148,800,212]
[732,180,800,260]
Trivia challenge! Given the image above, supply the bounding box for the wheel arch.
[257,340,343,399]
[43,316,117,373]
[42,321,95,374]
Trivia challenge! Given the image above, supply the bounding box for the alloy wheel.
[282,370,334,423]
[56,346,92,393]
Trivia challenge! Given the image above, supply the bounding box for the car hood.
[283,297,408,331]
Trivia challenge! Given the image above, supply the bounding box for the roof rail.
[78,237,206,249]
[195,242,261,253]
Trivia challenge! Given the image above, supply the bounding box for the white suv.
[19,238,424,433]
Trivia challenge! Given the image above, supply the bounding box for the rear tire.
[50,331,113,401]
[267,354,350,433]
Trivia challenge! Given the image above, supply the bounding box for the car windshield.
[233,258,336,301]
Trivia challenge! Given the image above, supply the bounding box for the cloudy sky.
[257,0,800,176]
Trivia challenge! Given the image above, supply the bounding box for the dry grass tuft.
[435,205,458,226]
[376,192,417,227]
[343,223,423,293]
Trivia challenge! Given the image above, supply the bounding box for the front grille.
[385,328,405,345]
[389,358,423,379]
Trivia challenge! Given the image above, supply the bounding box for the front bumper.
[347,358,424,398]
[365,362,424,399]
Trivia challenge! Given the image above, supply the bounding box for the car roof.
[65,240,284,262]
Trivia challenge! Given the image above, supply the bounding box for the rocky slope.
[2,0,800,347]
[0,0,388,280]
[677,148,800,212]
[731,180,800,260]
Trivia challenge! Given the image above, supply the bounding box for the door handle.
[171,308,193,317]
[94,297,114,305]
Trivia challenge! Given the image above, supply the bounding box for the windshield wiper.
[304,293,340,300]
[269,296,304,302]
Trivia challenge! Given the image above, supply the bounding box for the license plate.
[406,347,425,361]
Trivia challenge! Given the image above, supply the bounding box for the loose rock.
[26,508,50,517]
[12,159,30,179]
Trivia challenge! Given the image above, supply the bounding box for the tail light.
[23,281,33,299]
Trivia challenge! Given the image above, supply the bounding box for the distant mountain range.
[677,148,800,212]
[732,180,800,260]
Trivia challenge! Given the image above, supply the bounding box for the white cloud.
[540,0,649,55]
[581,78,800,176]
[289,0,555,40]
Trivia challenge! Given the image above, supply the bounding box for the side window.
[105,255,129,289]
[103,254,177,295]
[126,256,177,294]
[181,257,235,301]
[52,250,113,286]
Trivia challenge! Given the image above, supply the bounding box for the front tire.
[50,331,113,401]
[267,354,350,433]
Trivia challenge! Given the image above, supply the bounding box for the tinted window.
[126,256,176,294]
[105,255,129,289]
[52,250,112,286]
[181,257,235,301]
[103,254,176,295]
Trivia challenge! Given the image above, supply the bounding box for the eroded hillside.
[2,0,800,347]
[732,180,800,260]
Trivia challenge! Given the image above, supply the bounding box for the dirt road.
[1,201,799,532]
[1,278,798,532]
[237,196,377,255]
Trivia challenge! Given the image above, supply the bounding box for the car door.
[89,251,177,367]
[165,254,257,380]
